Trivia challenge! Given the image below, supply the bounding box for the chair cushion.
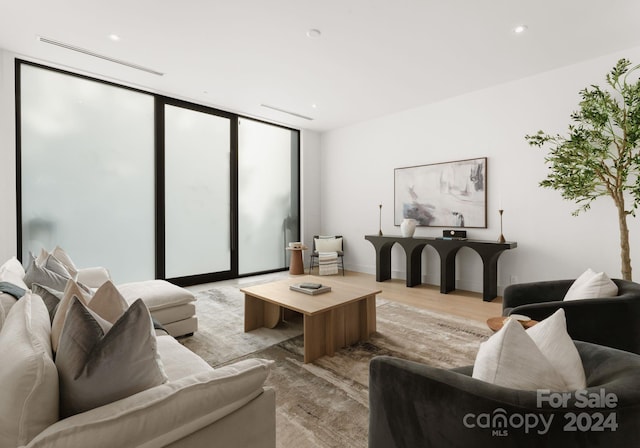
[564,268,618,301]
[0,293,58,447]
[118,280,195,310]
[315,237,343,252]
[526,308,586,390]
[156,334,212,380]
[56,298,167,418]
[472,318,568,390]
[473,309,586,391]
[26,358,272,448]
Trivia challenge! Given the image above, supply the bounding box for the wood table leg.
[263,302,281,329]
[244,294,281,331]
[303,313,327,363]
[244,294,264,332]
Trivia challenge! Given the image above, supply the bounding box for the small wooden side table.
[487,316,538,332]
[286,246,308,275]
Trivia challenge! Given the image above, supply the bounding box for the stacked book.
[290,282,332,295]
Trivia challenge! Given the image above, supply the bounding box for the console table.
[364,235,517,301]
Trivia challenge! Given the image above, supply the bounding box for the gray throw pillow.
[31,283,63,321]
[44,254,71,278]
[56,298,167,418]
[23,258,70,291]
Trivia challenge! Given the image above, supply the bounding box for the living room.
[1,2,640,447]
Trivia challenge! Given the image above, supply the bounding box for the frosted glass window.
[164,105,231,278]
[238,119,299,274]
[20,64,155,282]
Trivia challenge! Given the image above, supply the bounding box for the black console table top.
[364,235,517,301]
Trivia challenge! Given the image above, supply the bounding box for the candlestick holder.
[497,209,506,243]
[378,204,383,236]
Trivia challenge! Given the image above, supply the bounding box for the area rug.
[181,284,492,448]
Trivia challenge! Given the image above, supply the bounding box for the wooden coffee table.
[242,275,381,363]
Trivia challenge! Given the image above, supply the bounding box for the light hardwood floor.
[189,270,503,325]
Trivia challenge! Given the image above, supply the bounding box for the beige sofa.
[0,257,276,448]
[24,247,199,338]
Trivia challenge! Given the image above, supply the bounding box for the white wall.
[0,49,16,262]
[320,45,640,293]
[301,129,321,249]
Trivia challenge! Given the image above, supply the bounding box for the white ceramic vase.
[400,218,417,237]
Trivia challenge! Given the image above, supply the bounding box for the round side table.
[486,316,538,332]
[286,246,308,275]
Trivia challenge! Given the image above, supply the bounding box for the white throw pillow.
[0,256,28,290]
[472,318,568,390]
[315,237,343,252]
[564,269,618,301]
[52,246,79,279]
[86,280,128,324]
[526,309,586,390]
[51,280,93,353]
[51,280,127,353]
[0,293,59,447]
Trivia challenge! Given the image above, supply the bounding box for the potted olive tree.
[526,59,640,280]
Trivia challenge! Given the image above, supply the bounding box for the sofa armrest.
[502,280,574,312]
[24,358,273,448]
[511,297,640,354]
[75,267,111,288]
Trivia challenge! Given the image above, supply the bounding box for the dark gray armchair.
[369,341,640,448]
[502,279,640,354]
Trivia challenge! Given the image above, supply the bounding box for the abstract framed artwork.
[394,157,487,228]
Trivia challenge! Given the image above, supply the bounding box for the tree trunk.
[616,201,632,280]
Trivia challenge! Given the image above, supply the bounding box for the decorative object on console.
[497,209,505,243]
[400,218,417,237]
[526,59,640,281]
[442,229,467,240]
[394,157,487,228]
[378,203,383,236]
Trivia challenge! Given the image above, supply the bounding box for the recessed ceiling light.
[311,103,317,109]
[306,29,321,39]
[513,25,528,34]
[109,34,121,41]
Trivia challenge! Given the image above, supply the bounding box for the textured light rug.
[181,284,492,448]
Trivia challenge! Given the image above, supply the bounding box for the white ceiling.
[1,0,640,132]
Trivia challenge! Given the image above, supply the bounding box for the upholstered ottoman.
[118,280,197,337]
